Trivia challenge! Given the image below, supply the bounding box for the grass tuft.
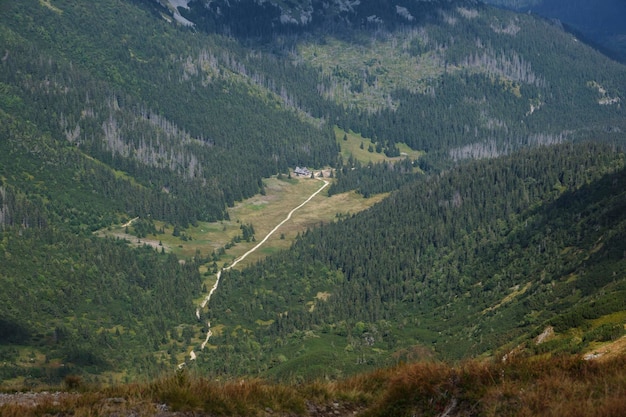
[3,354,626,416]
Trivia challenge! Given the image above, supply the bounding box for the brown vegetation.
[1,354,626,416]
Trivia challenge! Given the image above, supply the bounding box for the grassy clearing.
[217,176,387,268]
[297,31,444,111]
[335,126,423,165]
[97,173,385,279]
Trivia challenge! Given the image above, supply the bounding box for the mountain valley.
[0,1,625,413]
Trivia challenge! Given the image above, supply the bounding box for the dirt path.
[185,179,330,364]
[121,217,139,228]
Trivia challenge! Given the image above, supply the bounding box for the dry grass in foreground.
[2,353,626,416]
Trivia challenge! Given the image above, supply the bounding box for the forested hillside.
[484,0,626,62]
[297,5,626,165]
[1,0,626,385]
[199,142,626,379]
[1,0,338,224]
[173,0,626,195]
[0,0,335,384]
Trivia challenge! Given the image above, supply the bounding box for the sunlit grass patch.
[335,126,424,165]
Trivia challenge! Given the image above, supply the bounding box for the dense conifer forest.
[200,142,626,378]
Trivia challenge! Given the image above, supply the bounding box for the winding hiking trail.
[182,178,329,366]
